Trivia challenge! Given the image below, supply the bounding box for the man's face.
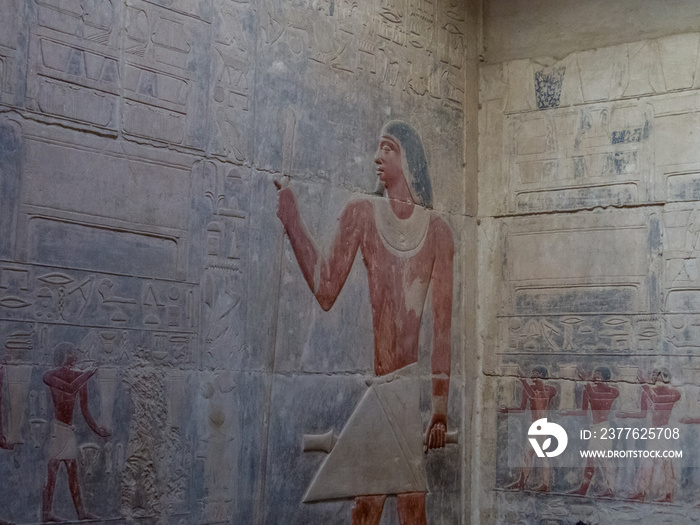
[652,370,670,384]
[64,350,77,369]
[374,136,403,190]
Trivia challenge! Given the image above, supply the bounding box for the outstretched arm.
[426,222,454,450]
[79,385,110,438]
[277,187,365,311]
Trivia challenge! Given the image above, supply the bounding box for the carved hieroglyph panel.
[0,264,196,340]
[254,0,467,215]
[504,102,653,213]
[121,0,209,147]
[209,0,255,162]
[502,208,660,316]
[482,27,700,525]
[501,32,700,116]
[662,203,700,319]
[497,314,662,357]
[17,122,192,280]
[653,92,700,203]
[258,0,466,92]
[27,0,121,129]
[494,208,662,378]
[485,33,700,216]
[0,0,21,105]
[27,0,209,147]
[190,160,249,370]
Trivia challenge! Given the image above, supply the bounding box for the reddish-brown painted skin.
[277,133,454,524]
[563,372,619,497]
[618,376,681,503]
[351,495,385,525]
[618,383,680,427]
[351,492,427,525]
[41,351,110,522]
[500,370,557,492]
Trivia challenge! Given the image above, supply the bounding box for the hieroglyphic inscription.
[210,0,254,162]
[27,0,208,146]
[501,32,700,116]
[653,92,700,203]
[0,263,197,361]
[498,315,662,356]
[122,0,208,147]
[486,26,700,523]
[505,102,653,213]
[27,0,120,128]
[193,160,248,370]
[662,204,700,314]
[260,0,466,111]
[0,0,20,104]
[502,210,658,316]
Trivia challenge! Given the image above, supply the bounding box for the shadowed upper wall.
[483,0,700,63]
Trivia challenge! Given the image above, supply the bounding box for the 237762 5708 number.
[589,427,680,440]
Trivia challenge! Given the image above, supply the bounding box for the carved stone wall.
[0,1,476,524]
[479,5,700,524]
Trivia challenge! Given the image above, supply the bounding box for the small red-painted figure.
[277,121,453,525]
[42,343,110,522]
[500,366,557,492]
[563,366,619,498]
[617,368,680,503]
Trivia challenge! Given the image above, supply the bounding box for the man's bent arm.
[278,188,365,311]
[43,369,95,395]
[79,385,110,438]
[314,202,367,311]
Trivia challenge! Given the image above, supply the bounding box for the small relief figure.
[617,368,680,503]
[500,366,557,492]
[562,366,619,498]
[276,121,454,525]
[42,343,110,523]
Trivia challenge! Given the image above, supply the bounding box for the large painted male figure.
[276,121,454,524]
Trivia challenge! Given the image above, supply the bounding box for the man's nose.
[374,151,381,164]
